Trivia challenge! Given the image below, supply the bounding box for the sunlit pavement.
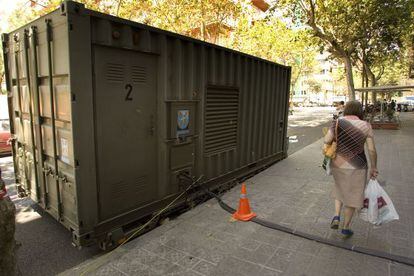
[287,106,336,154]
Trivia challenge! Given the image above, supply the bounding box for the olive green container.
[2,1,291,249]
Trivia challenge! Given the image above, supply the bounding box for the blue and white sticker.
[177,109,190,135]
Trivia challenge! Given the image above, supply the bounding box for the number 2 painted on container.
[125,84,133,101]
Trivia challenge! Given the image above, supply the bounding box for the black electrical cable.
[205,189,414,267]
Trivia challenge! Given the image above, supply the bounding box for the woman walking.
[324,101,378,237]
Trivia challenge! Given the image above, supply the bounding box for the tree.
[305,78,321,94]
[275,0,366,100]
[355,0,413,102]
[118,0,242,43]
[276,0,414,102]
[226,14,318,97]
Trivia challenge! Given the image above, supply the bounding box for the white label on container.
[61,138,69,164]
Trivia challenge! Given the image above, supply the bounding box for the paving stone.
[164,264,192,276]
[279,236,303,251]
[211,256,262,276]
[146,257,176,275]
[317,246,342,262]
[148,244,187,263]
[250,227,289,246]
[193,260,217,275]
[306,257,337,276]
[362,256,389,276]
[231,242,278,265]
[296,239,323,256]
[178,255,202,269]
[282,252,313,275]
[119,247,175,275]
[259,267,282,276]
[265,248,295,272]
[92,265,126,276]
[334,251,365,276]
[110,253,152,275]
[238,238,262,251]
[390,263,414,276]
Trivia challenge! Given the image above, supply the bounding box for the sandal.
[341,229,354,238]
[330,216,340,229]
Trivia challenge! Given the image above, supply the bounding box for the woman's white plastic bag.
[359,179,399,225]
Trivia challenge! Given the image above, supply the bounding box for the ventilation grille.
[204,87,239,155]
[106,63,124,82]
[132,65,147,83]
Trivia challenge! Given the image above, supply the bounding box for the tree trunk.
[366,68,377,102]
[343,56,355,100]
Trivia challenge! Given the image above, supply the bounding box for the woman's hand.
[370,168,379,179]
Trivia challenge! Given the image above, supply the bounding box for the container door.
[6,31,42,202]
[94,47,158,221]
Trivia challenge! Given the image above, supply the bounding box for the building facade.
[292,52,347,106]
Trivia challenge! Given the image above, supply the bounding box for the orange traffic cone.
[232,183,256,221]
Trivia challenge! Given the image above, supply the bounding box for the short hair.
[343,100,363,119]
[340,101,345,105]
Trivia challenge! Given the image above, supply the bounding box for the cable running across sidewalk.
[205,188,414,268]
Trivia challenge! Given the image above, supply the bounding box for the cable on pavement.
[205,189,414,267]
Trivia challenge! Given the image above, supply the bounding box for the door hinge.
[29,26,38,46]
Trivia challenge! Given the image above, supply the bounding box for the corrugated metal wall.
[3,1,290,246]
[90,15,290,193]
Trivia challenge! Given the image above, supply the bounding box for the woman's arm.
[323,128,334,154]
[324,131,333,143]
[366,137,378,179]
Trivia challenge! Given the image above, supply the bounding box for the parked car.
[0,119,11,157]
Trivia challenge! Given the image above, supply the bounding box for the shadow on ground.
[0,157,102,276]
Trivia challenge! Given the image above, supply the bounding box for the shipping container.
[2,1,291,249]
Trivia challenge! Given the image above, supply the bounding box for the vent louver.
[106,63,124,82]
[204,87,239,155]
[132,65,146,83]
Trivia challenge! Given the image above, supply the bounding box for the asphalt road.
[0,106,335,276]
[287,106,335,155]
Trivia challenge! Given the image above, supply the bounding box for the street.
[287,107,335,154]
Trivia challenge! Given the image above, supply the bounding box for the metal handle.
[43,167,54,176]
[58,174,68,184]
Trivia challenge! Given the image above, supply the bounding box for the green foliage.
[305,78,322,93]
[275,0,367,99]
[356,0,413,87]
[226,14,318,91]
[275,0,414,100]
[1,0,319,97]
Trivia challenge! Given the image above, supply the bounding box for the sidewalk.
[63,113,414,275]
